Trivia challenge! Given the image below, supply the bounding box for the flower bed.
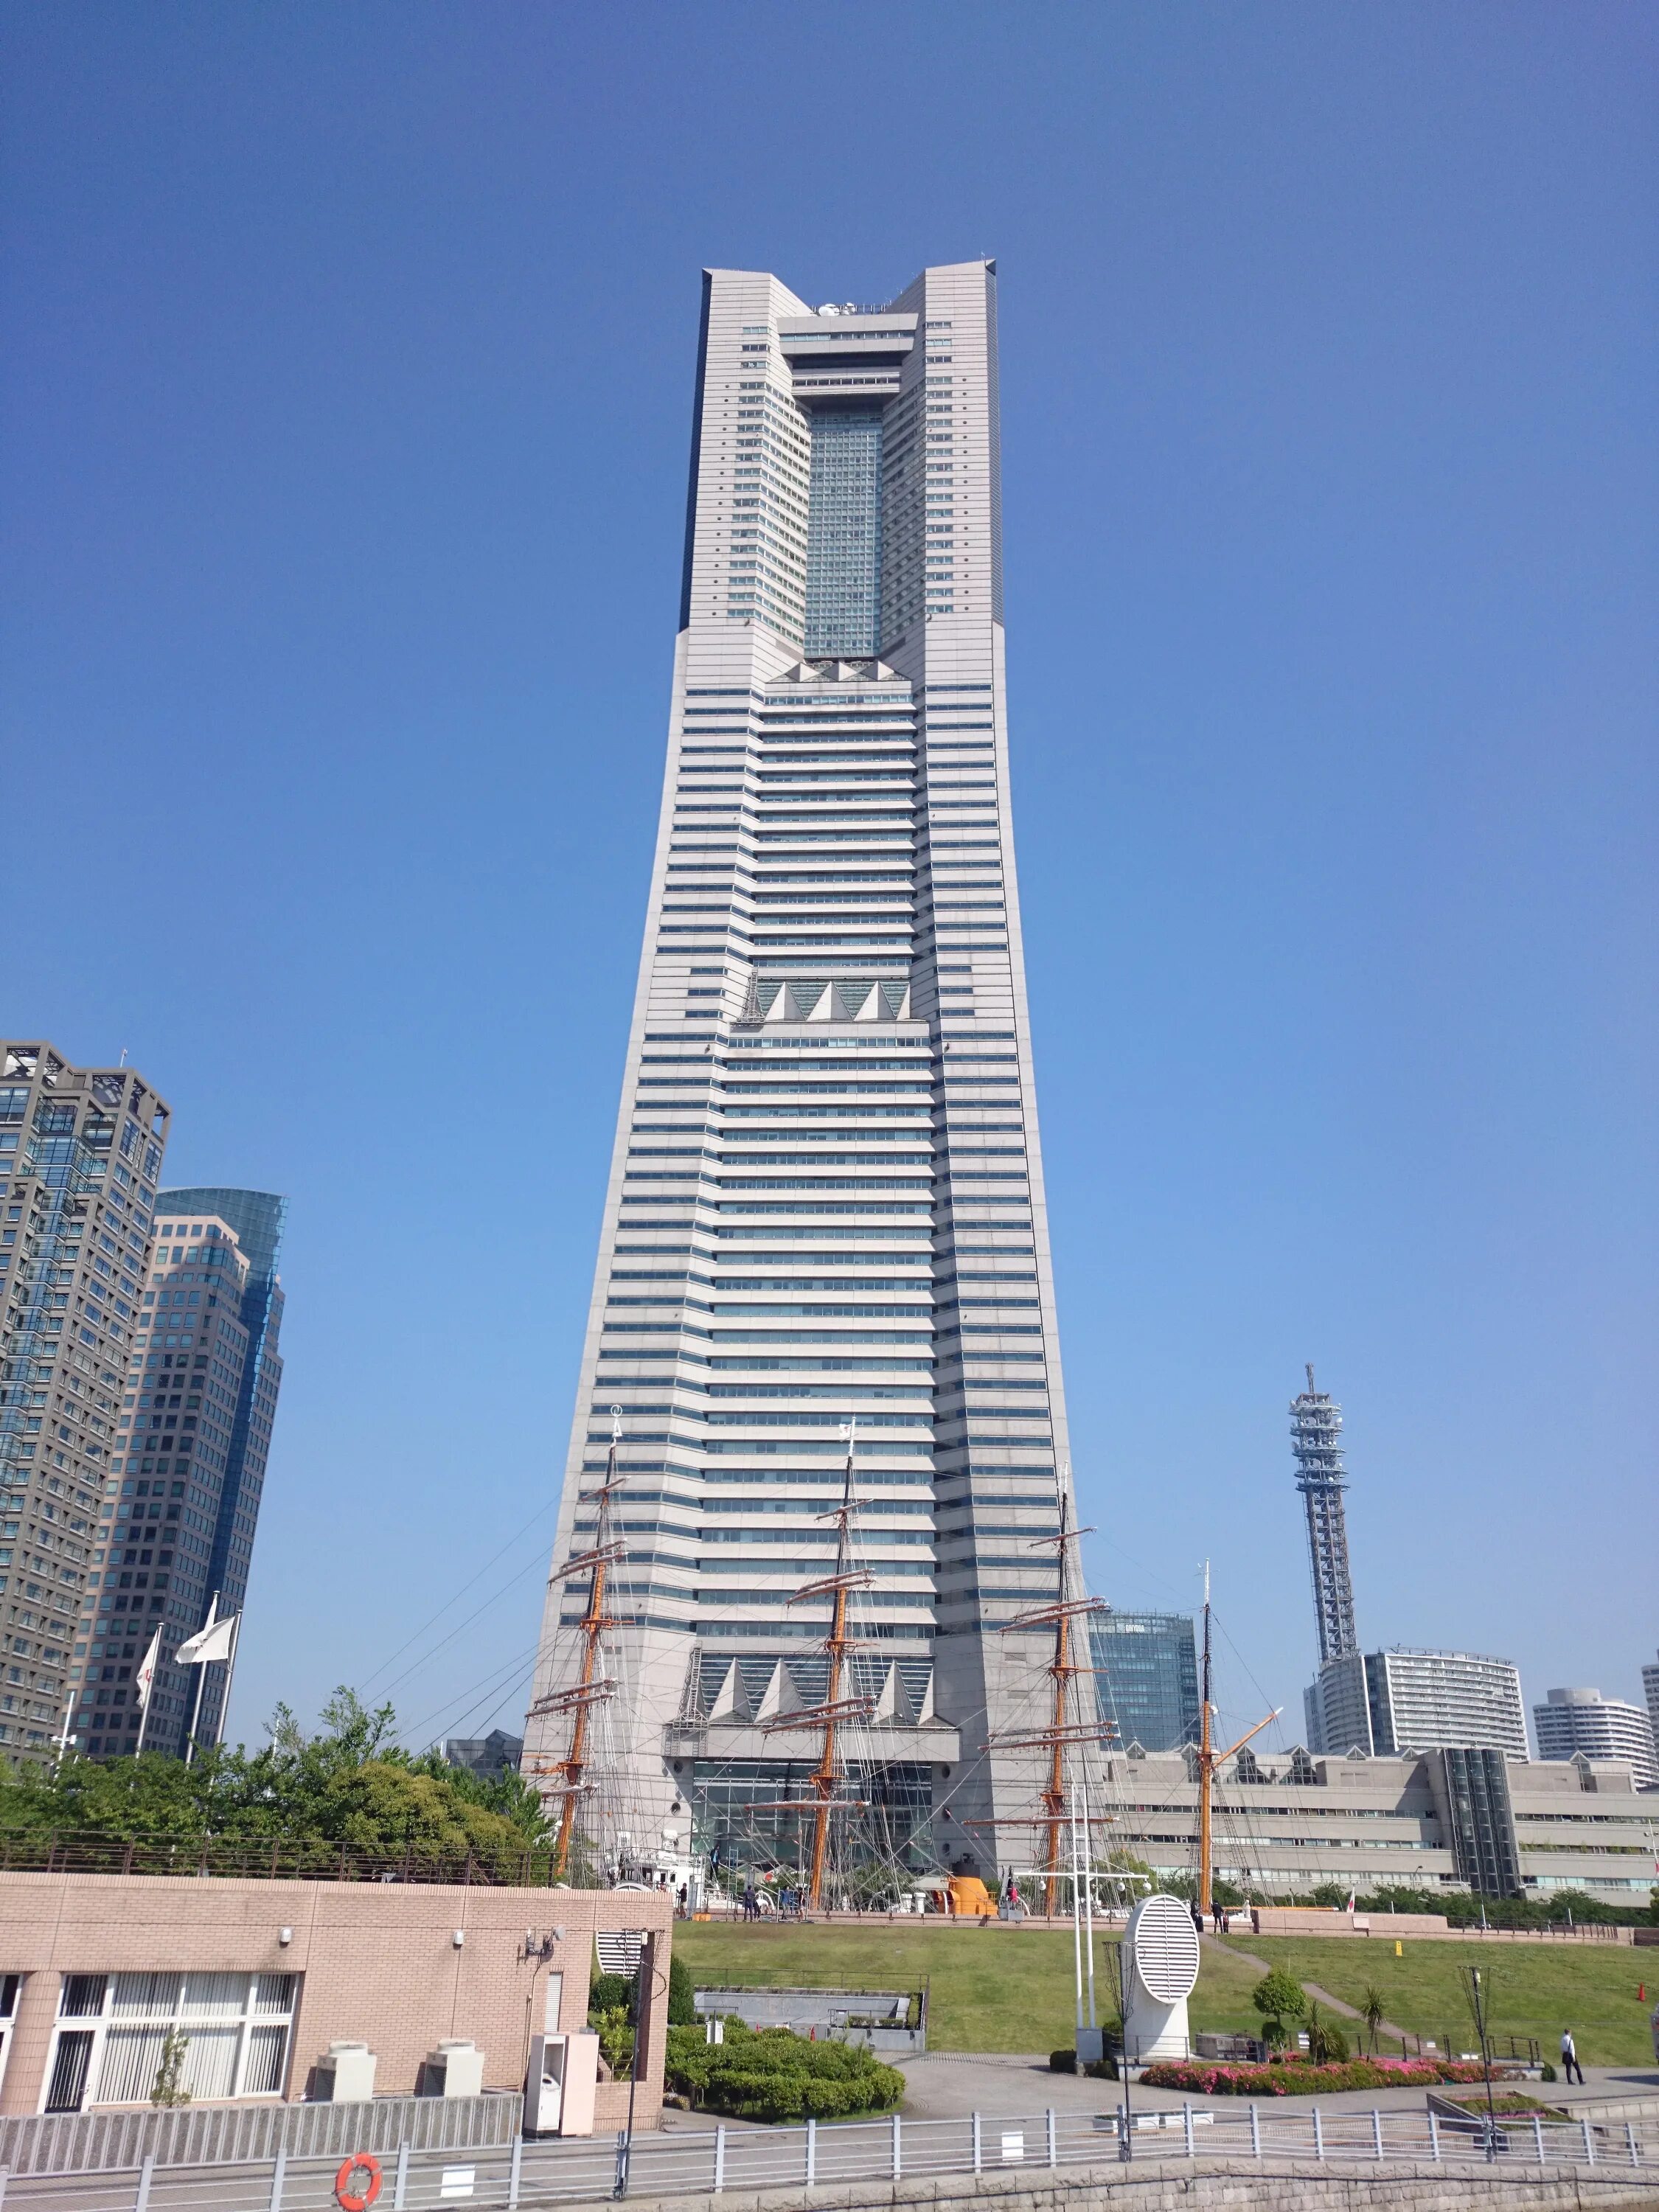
[1141,2055,1514,2098]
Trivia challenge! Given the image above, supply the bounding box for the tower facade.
[524,263,1078,1885]
[0,1041,170,1759]
[75,1189,285,1756]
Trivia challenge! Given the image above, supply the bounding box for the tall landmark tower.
[1290,1364,1357,1667]
[524,263,1079,1889]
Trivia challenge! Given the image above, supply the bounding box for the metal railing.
[0,2102,1652,2210]
[0,1833,561,1888]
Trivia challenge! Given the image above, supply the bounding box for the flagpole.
[133,1626,159,1756]
[184,1594,218,1767]
[214,1608,243,1748]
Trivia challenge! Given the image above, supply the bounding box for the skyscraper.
[1091,1612,1200,1753]
[523,263,1078,1883]
[69,1191,285,1756]
[0,1042,170,1759]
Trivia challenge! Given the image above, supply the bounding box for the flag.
[176,1612,237,1666]
[134,1630,161,1711]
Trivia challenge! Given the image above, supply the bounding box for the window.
[44,1971,298,2110]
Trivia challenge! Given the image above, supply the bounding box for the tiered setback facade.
[524,262,1077,1878]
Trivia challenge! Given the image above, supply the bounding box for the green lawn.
[1225,1935,1657,2068]
[674,1921,1263,2053]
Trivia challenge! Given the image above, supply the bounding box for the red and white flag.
[134,1629,161,1712]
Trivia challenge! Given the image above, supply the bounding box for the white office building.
[1534,1688,1658,1789]
[523,263,1078,1884]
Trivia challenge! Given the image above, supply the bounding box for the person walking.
[742,1882,758,1924]
[1560,2028,1585,2084]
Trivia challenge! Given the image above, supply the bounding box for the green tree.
[0,1686,553,1863]
[667,1952,698,2027]
[1251,1966,1307,2049]
[149,2028,191,2107]
[1360,1985,1387,2055]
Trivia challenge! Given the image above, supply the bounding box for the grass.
[1224,1935,1658,2068]
[674,1920,1265,2053]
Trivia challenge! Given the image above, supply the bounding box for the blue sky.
[4,4,1655,1755]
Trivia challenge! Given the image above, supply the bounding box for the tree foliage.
[0,1688,552,1857]
[1250,1966,1307,2047]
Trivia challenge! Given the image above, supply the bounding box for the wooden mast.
[526,1410,627,1880]
[1193,1562,1279,1918]
[987,1472,1110,1917]
[798,1422,873,1911]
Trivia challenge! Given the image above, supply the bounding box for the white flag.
[176,1613,237,1666]
[134,1629,161,1711]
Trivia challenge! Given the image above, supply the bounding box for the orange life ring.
[335,2152,383,2211]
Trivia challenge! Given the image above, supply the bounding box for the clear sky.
[4,4,1655,1757]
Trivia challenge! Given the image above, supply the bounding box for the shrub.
[664,2021,902,2122]
[667,1954,698,2027]
[1049,2048,1077,2073]
[1141,2056,1516,2098]
[1304,2004,1348,2065]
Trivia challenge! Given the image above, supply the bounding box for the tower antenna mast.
[1292,1363,1358,1666]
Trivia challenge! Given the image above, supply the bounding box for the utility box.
[524,2031,599,2137]
[423,2039,485,2098]
[314,2042,377,2103]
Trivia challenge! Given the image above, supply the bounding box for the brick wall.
[0,1871,672,2122]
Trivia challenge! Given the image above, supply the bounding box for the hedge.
[664,2022,904,2122]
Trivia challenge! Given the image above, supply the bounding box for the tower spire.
[1290,1367,1357,1665]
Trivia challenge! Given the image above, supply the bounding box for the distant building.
[80,1206,260,1756]
[1643,1651,1659,1765]
[153,1187,287,1744]
[1533,1688,1658,1789]
[1109,1741,1652,1903]
[1091,1612,1200,1751]
[1307,1646,1528,1760]
[443,1729,524,1780]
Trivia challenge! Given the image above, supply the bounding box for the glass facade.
[687,1756,933,1877]
[803,408,883,656]
[1091,1611,1200,1752]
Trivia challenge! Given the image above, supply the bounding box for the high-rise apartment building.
[1533,1688,1658,1788]
[0,1042,170,1759]
[524,262,1077,1882]
[69,1190,286,1756]
[1643,1651,1659,1761]
[1310,1645,1528,1761]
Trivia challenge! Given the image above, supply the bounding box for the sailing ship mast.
[525,1409,627,1879]
[773,1421,876,1912]
[985,1472,1111,1915]
[1193,1560,1279,1917]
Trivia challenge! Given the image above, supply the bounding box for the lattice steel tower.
[1290,1364,1357,1664]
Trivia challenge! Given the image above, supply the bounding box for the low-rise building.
[0,1869,670,2122]
[1104,1744,1658,1904]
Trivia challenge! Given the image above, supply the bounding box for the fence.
[0,1834,560,1888]
[0,2093,519,2177]
[0,2102,1653,2211]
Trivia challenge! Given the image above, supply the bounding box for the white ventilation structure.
[1122,1893,1200,2061]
